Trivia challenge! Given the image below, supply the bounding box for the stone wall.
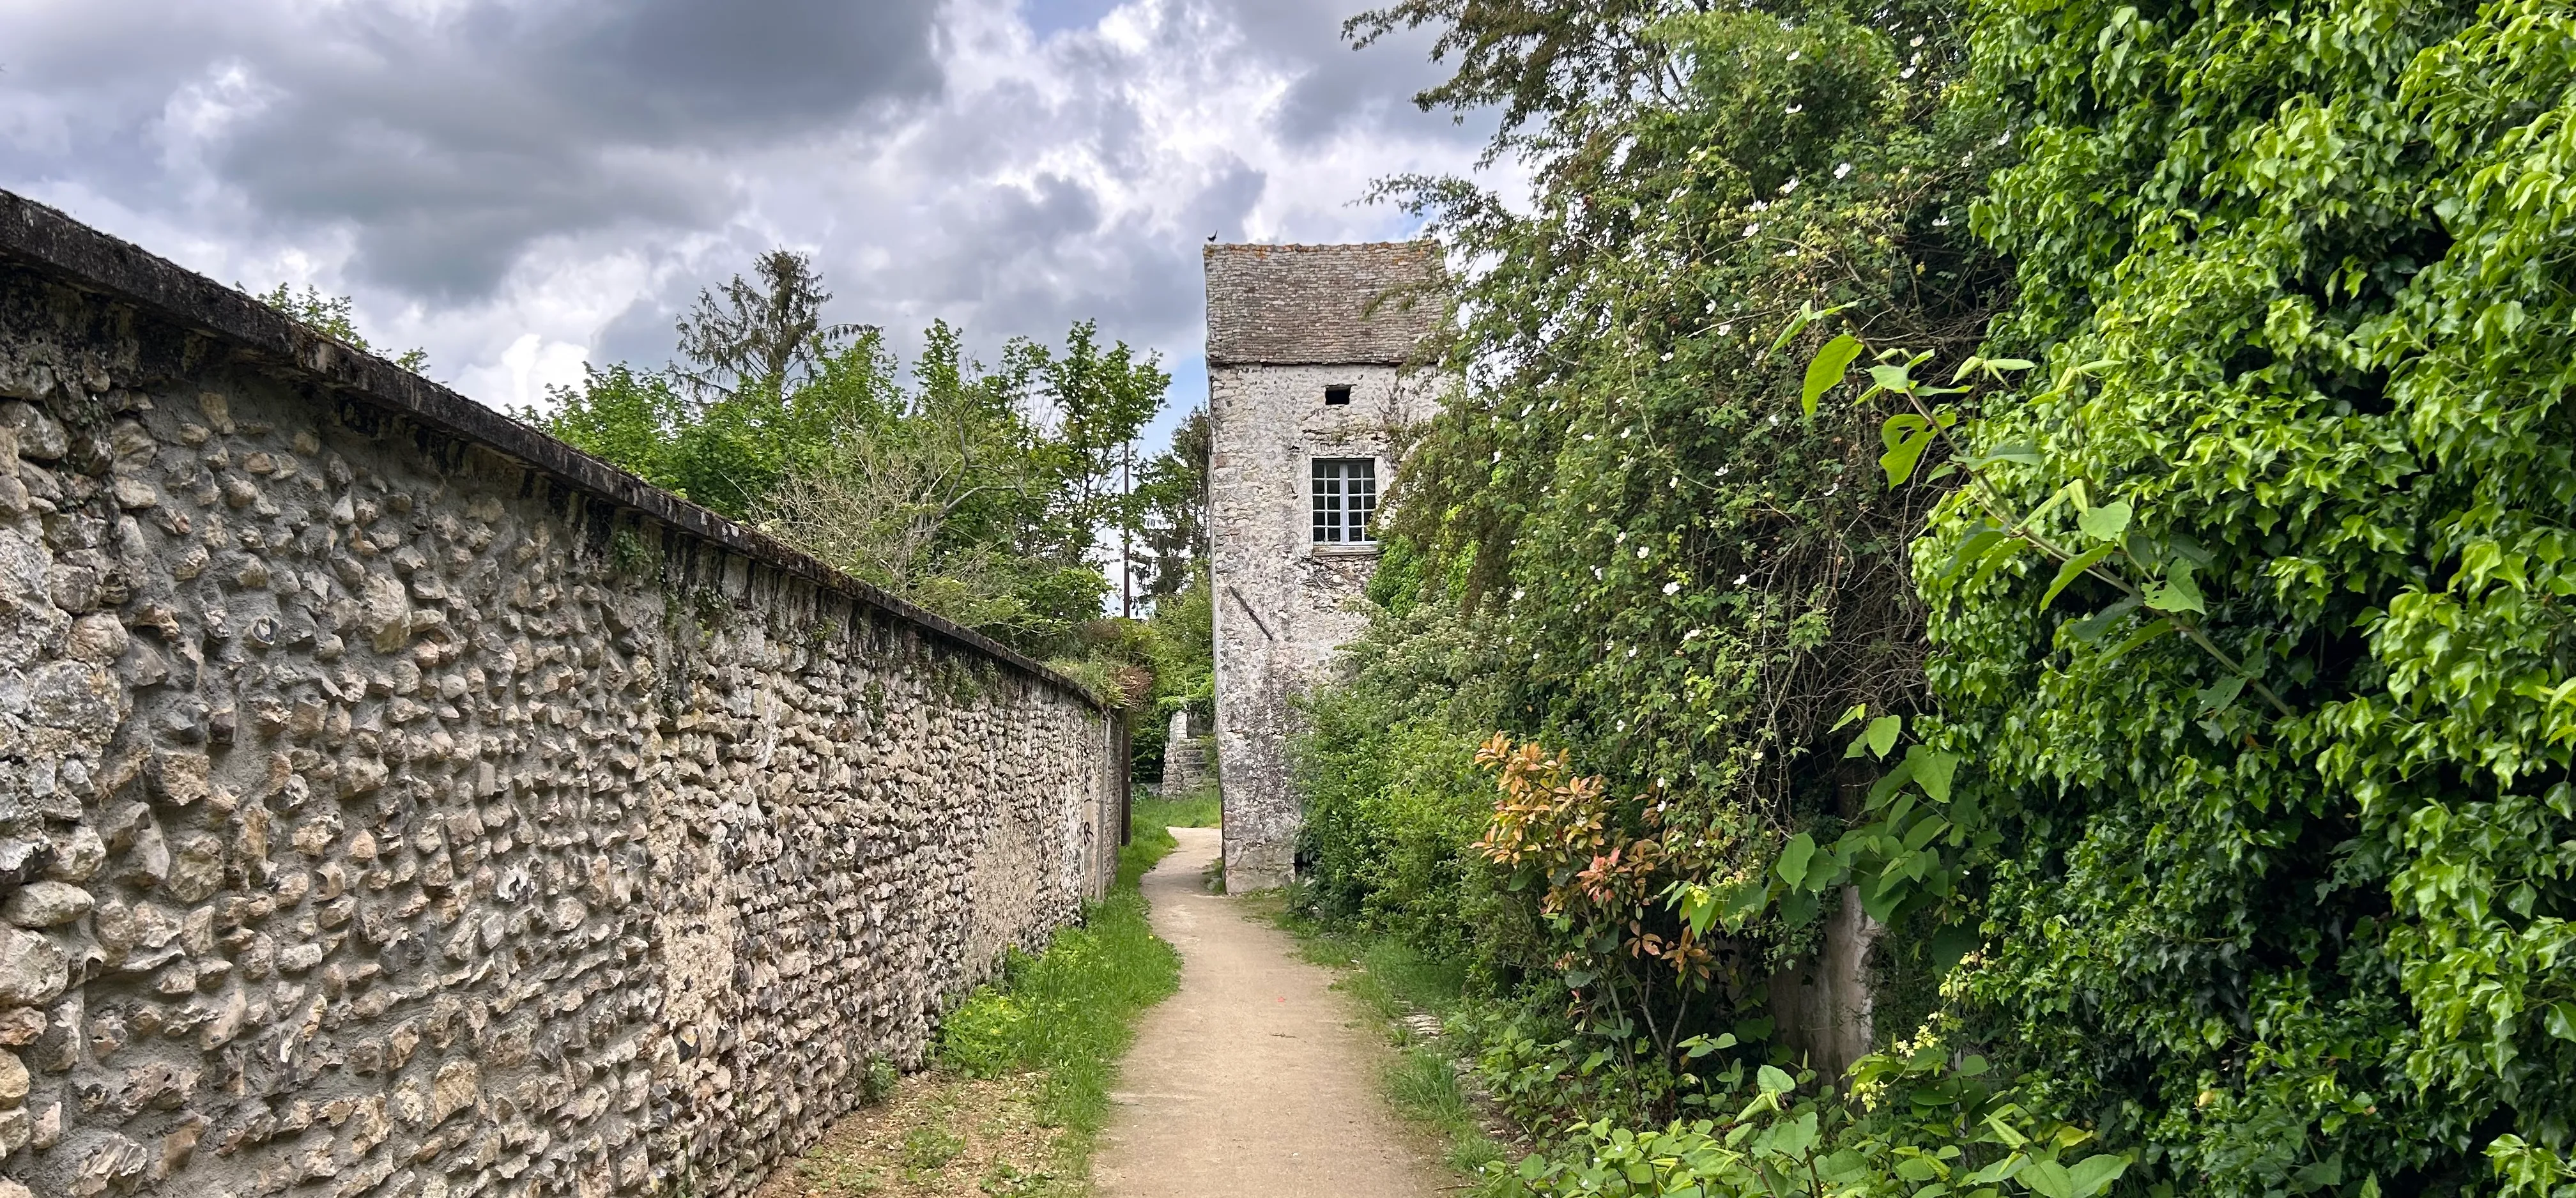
[0,194,1124,1198]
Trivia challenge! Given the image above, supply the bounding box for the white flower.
[1715,465,1731,477]
[1512,588,1526,601]
[1593,566,1604,580]
[1786,104,1804,114]
[1900,66,1918,79]
[1933,215,1952,227]
[1734,573,1749,585]
[1779,178,1800,195]
[1663,581,1682,595]
[1910,34,1925,46]
[1627,647,1639,659]
[1998,130,2012,146]
[1659,351,1673,362]
[1716,323,1733,336]
[1786,49,1800,61]
[1744,222,1761,238]
[1669,475,1682,489]
[1834,162,1853,179]
[1683,628,1704,640]
[1636,546,1650,559]
[1492,450,1503,463]
[1616,531,1627,543]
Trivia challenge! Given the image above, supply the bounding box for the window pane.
[1312,460,1340,542]
[1350,461,1376,542]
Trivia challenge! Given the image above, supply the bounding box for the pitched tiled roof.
[1203,242,1445,366]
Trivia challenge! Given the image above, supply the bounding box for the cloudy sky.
[0,0,1496,452]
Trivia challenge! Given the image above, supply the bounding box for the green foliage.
[251,282,430,372]
[1315,0,2576,1191]
[1882,0,2576,1190]
[1136,406,1211,601]
[1303,0,2011,1123]
[528,250,1170,658]
[1294,578,1512,957]
[1133,790,1219,831]
[935,813,1183,1141]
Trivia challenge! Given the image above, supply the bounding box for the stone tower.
[1202,242,1444,890]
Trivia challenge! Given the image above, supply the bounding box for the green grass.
[1134,787,1220,829]
[1268,903,1511,1175]
[929,804,1188,1189]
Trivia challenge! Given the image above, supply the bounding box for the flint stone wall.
[0,194,1123,1198]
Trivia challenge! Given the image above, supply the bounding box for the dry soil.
[1091,827,1446,1197]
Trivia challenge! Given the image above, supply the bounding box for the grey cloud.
[3,0,944,298]
[1208,0,1483,150]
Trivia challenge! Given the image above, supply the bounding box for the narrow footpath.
[1092,827,1446,1197]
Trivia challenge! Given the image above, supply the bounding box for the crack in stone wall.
[0,229,1120,1198]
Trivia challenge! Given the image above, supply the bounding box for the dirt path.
[1093,827,1446,1197]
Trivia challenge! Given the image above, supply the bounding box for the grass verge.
[763,811,1185,1197]
[1263,899,1514,1177]
[1133,786,1219,829]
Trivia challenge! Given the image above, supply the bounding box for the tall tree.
[673,249,862,403]
[1137,407,1210,601]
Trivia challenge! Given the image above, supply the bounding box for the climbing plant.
[1896,0,2576,1192]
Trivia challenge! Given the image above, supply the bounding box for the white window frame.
[1310,457,1378,545]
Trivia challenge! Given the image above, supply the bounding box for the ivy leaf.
[2039,544,2117,611]
[2544,1002,2576,1042]
[1758,1065,1796,1094]
[2198,673,2248,712]
[1777,833,1818,888]
[2077,500,2132,542]
[1867,362,1916,394]
[1803,334,1866,417]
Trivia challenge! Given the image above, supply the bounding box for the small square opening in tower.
[1324,384,1353,406]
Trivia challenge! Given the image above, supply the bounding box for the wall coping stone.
[0,187,1105,710]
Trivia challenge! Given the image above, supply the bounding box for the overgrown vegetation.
[937,819,1182,1151]
[779,810,1186,1197]
[1296,0,2576,1195]
[250,282,431,373]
